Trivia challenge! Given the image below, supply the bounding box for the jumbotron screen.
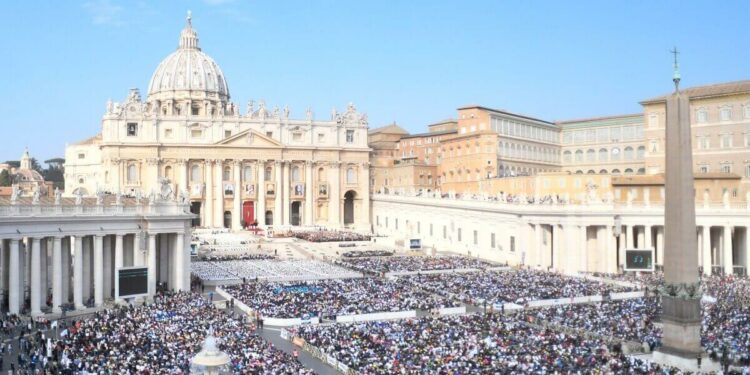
[625,250,654,271]
[118,267,149,298]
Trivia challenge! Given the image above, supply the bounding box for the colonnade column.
[114,234,124,303]
[655,226,664,266]
[52,237,63,314]
[93,235,104,307]
[702,226,712,275]
[73,236,84,310]
[645,225,653,251]
[304,161,313,225]
[61,238,70,305]
[282,161,291,226]
[723,225,733,274]
[605,225,617,274]
[232,160,242,230]
[551,224,562,271]
[39,239,48,308]
[148,233,157,297]
[525,223,536,268]
[173,233,185,291]
[204,160,214,227]
[214,160,224,227]
[256,160,266,226]
[103,237,112,300]
[8,239,20,315]
[274,161,283,226]
[30,238,41,316]
[534,224,544,269]
[578,225,587,273]
[745,227,750,276]
[626,225,634,249]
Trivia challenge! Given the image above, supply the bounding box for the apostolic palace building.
[64,15,371,231]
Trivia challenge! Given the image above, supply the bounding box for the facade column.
[274,161,283,226]
[93,235,104,307]
[73,236,84,310]
[232,160,242,230]
[215,160,225,227]
[173,233,185,291]
[282,161,291,226]
[256,160,266,226]
[30,238,41,316]
[204,160,214,227]
[656,226,665,266]
[179,159,189,194]
[52,237,63,313]
[723,225,734,275]
[111,159,121,191]
[304,161,314,225]
[359,162,371,230]
[8,239,20,315]
[329,162,341,227]
[148,233,157,297]
[114,234,124,303]
[702,226,712,275]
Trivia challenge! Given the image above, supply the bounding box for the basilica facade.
[65,15,371,230]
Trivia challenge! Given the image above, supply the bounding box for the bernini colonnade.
[0,195,193,316]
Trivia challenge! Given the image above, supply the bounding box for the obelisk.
[656,48,702,365]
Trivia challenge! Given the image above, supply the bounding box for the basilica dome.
[147,14,230,102]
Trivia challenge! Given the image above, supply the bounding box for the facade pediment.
[215,129,282,148]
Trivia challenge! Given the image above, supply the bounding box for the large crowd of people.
[338,255,497,273]
[224,278,460,319]
[192,259,360,282]
[288,313,680,374]
[43,291,311,374]
[288,229,371,242]
[403,269,632,305]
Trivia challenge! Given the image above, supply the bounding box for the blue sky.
[1,1,748,162]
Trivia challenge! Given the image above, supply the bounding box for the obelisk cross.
[671,47,681,91]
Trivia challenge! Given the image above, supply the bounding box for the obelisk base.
[653,296,707,371]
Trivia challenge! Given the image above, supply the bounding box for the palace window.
[574,150,583,162]
[696,109,708,123]
[721,134,733,148]
[744,105,750,119]
[637,146,646,159]
[699,165,709,173]
[598,148,608,161]
[720,107,732,121]
[721,164,732,173]
[563,151,572,163]
[624,146,634,160]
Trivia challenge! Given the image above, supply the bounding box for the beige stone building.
[64,15,371,230]
[641,80,750,181]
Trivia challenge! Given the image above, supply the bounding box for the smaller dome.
[147,12,230,102]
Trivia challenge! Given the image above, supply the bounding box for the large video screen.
[624,249,654,272]
[117,267,149,298]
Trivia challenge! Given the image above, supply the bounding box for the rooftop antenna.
[670,46,681,92]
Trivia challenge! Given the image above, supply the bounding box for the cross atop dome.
[179,11,199,50]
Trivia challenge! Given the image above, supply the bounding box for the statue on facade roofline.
[95,189,105,205]
[54,187,62,205]
[246,100,255,117]
[179,189,189,205]
[283,105,290,119]
[115,190,122,205]
[305,107,313,121]
[10,185,19,203]
[32,187,41,205]
[74,190,83,205]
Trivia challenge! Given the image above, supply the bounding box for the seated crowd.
[338,255,496,273]
[192,259,360,282]
[341,249,394,258]
[404,269,631,305]
[289,229,371,242]
[289,313,678,374]
[47,291,311,374]
[224,278,459,319]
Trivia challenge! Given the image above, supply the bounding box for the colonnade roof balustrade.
[0,195,192,217]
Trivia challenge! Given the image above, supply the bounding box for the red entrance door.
[242,201,255,226]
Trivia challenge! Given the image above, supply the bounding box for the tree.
[44,158,65,169]
[0,170,10,187]
[4,160,19,169]
[30,157,42,172]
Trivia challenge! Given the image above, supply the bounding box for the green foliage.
[0,170,10,187]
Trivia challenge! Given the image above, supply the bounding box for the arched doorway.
[190,202,202,227]
[223,211,231,229]
[265,210,273,226]
[344,190,356,225]
[291,201,301,226]
[242,201,255,227]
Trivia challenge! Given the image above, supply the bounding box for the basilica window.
[265,167,272,181]
[292,133,302,142]
[243,166,253,181]
[266,131,273,138]
[78,153,85,159]
[318,133,325,143]
[346,167,357,184]
[191,129,203,138]
[127,164,137,183]
[291,166,301,182]
[127,123,138,137]
[346,130,355,143]
[164,128,173,139]
[224,130,231,139]
[318,167,326,182]
[190,165,201,182]
[223,167,231,181]
[192,106,200,116]
[164,166,173,180]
